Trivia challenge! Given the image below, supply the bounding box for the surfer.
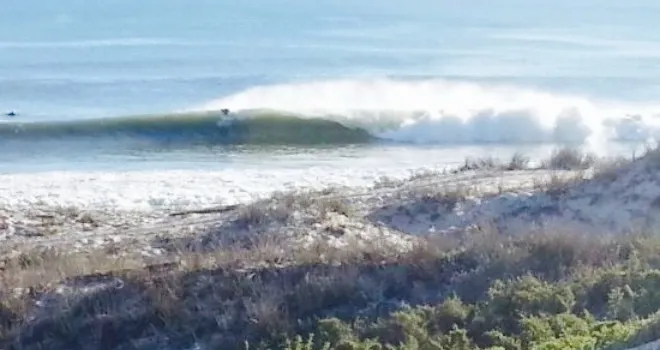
[5,111,16,117]
[221,109,230,116]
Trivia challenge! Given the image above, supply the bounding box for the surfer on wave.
[216,109,235,128]
[5,111,17,117]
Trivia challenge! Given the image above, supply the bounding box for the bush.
[5,232,660,349]
[544,148,596,170]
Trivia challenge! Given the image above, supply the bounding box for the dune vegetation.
[2,148,660,350]
[4,229,660,349]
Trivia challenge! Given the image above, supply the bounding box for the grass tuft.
[544,147,597,170]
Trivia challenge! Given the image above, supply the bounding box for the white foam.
[0,144,555,213]
[194,78,660,153]
[1,143,560,213]
[0,165,436,212]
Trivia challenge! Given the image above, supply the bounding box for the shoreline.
[0,157,583,262]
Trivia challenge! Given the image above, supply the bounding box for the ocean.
[1,0,659,211]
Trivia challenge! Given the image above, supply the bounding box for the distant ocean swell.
[3,78,660,147]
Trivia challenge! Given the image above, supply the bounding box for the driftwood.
[168,204,239,217]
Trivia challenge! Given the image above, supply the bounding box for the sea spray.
[194,78,660,150]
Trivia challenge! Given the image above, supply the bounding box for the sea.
[1,0,660,211]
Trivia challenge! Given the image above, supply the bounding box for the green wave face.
[0,111,376,146]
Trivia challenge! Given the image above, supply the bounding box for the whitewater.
[1,0,660,211]
[195,78,660,146]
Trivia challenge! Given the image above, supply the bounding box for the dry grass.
[2,229,655,350]
[372,170,448,189]
[403,184,472,213]
[0,167,656,349]
[536,172,586,198]
[373,175,406,189]
[457,156,499,172]
[0,234,408,348]
[372,153,532,190]
[455,153,531,173]
[592,156,633,183]
[1,248,145,290]
[450,147,627,174]
[233,190,355,230]
[1,147,651,349]
[543,147,597,170]
[506,152,530,170]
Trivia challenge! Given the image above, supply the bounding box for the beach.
[0,150,599,262]
[4,0,660,348]
[4,149,660,349]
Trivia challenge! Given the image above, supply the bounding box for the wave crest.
[195,78,660,149]
[4,78,660,149]
[0,112,374,146]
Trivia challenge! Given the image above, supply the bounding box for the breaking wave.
[194,78,660,150]
[4,78,660,149]
[0,112,374,146]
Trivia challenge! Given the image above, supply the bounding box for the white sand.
[0,168,571,259]
[4,152,660,264]
[376,154,660,237]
